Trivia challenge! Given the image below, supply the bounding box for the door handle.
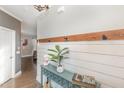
[10,57,13,59]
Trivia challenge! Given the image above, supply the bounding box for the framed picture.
[22,39,28,46]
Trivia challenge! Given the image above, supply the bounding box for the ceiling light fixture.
[33,5,49,12]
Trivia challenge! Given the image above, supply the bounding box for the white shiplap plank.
[63,63,124,88]
[37,41,124,87]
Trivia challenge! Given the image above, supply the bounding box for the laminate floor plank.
[0,57,40,88]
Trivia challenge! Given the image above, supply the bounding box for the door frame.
[0,26,16,78]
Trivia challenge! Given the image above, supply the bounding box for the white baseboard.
[36,75,41,84]
[14,71,22,78]
[21,55,33,58]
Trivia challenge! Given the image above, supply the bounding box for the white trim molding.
[11,30,16,79]
[0,25,15,32]
[0,6,22,22]
[13,71,22,78]
[21,55,33,58]
[0,26,17,80]
[36,75,41,83]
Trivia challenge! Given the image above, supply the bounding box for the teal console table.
[41,64,100,88]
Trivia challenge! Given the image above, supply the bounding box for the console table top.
[41,64,74,82]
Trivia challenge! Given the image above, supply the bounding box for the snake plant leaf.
[48,54,58,59]
[48,49,58,53]
[50,59,58,62]
[59,56,63,62]
[60,47,69,54]
[55,45,61,52]
[48,45,69,64]
[61,50,69,56]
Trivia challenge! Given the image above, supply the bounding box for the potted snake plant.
[48,45,69,73]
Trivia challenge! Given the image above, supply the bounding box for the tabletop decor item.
[48,45,69,73]
[43,54,49,66]
[72,73,97,88]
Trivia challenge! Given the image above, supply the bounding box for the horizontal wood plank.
[37,41,124,87]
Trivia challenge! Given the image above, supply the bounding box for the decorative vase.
[57,64,64,73]
[43,55,49,66]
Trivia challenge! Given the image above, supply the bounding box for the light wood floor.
[0,57,40,88]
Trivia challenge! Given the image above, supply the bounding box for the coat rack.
[38,29,124,43]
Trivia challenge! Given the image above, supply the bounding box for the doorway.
[0,26,15,85]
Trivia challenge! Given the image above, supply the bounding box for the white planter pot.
[57,65,64,73]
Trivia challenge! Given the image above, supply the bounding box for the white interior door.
[0,27,14,85]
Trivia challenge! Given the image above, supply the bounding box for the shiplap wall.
[37,41,124,88]
[37,6,124,88]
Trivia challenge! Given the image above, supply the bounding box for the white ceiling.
[0,5,41,37]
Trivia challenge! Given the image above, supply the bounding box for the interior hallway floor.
[0,57,40,88]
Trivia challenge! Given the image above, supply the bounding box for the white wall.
[32,38,37,51]
[21,22,37,38]
[37,5,124,39]
[21,33,34,57]
[37,5,124,88]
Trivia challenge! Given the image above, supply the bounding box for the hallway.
[0,57,40,88]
